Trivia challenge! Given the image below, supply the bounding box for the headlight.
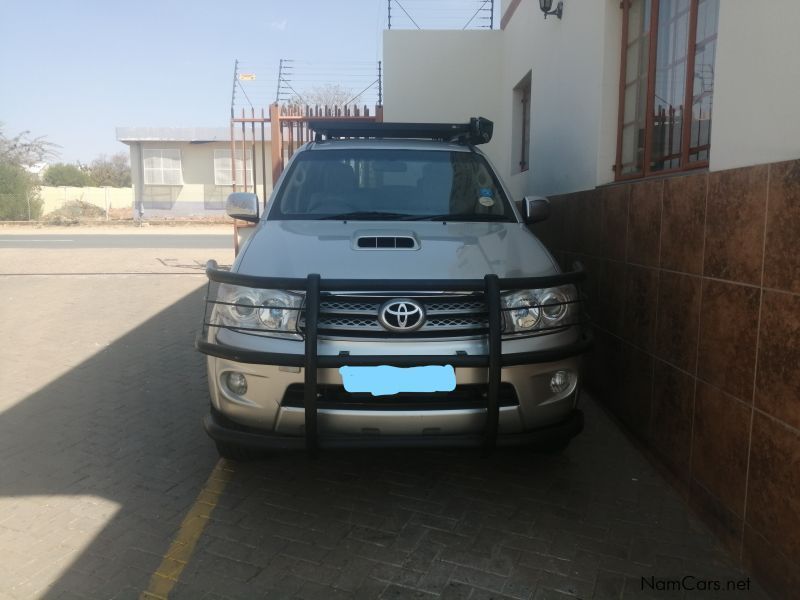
[214,283,304,339]
[503,290,541,330]
[501,285,576,333]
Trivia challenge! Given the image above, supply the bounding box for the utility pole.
[275,59,284,103]
[230,59,239,114]
[378,61,383,106]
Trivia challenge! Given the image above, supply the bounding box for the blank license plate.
[339,365,456,397]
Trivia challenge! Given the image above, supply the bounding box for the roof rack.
[308,117,494,145]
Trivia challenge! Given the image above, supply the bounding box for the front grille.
[281,383,519,411]
[299,294,488,338]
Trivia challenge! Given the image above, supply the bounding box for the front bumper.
[198,263,591,452]
[204,405,584,450]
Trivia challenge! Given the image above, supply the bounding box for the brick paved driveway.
[0,235,767,599]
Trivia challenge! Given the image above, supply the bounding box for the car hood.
[236,220,559,280]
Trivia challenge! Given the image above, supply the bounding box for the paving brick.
[380,584,438,599]
[501,565,541,599]
[416,561,456,595]
[440,581,476,600]
[532,588,577,600]
[296,580,356,600]
[371,562,423,587]
[401,539,443,573]
[352,577,389,600]
[439,548,515,577]
[470,588,524,600]
[450,565,509,593]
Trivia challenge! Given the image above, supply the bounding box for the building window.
[512,72,532,174]
[141,185,179,210]
[615,0,719,179]
[214,148,253,186]
[143,149,183,185]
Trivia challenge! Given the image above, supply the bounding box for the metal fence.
[387,0,496,30]
[0,193,41,221]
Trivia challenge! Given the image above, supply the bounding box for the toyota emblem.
[378,298,426,332]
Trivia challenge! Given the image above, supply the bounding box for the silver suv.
[197,118,590,459]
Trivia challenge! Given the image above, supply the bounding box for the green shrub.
[0,163,42,220]
[42,163,91,187]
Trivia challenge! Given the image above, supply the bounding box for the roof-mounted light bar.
[308,117,494,145]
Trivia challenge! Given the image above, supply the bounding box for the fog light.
[549,370,572,393]
[226,372,248,395]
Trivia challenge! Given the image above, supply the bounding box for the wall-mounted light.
[539,0,563,19]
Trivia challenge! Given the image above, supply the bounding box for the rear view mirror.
[522,196,550,224]
[226,192,259,222]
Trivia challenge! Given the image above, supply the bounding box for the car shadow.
[0,286,218,597]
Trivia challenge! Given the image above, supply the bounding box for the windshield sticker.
[478,188,495,207]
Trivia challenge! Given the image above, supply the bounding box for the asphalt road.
[0,233,232,249]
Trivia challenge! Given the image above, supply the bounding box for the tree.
[0,163,43,220]
[0,124,56,220]
[88,153,131,187]
[289,83,355,107]
[43,162,91,187]
[0,124,57,168]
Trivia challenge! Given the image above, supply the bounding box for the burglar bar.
[484,274,501,454]
[304,274,320,454]
[198,261,590,454]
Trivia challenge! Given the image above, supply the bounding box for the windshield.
[268,148,516,221]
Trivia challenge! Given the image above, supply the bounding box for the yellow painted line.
[140,460,235,600]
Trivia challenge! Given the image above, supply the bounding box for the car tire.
[214,441,263,461]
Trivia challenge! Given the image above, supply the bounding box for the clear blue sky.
[1,0,499,164]
[0,0,388,163]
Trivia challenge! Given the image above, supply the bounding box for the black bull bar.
[196,261,592,454]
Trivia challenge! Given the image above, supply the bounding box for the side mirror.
[226,192,259,222]
[522,195,550,224]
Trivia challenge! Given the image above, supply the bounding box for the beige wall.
[383,30,504,170]
[710,0,800,171]
[40,186,134,215]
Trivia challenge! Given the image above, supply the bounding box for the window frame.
[213,148,253,187]
[614,0,714,181]
[519,86,531,172]
[512,72,532,175]
[142,148,183,186]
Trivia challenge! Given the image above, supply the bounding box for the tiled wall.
[532,160,800,599]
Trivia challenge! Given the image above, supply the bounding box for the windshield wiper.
[318,211,411,221]
[400,213,510,221]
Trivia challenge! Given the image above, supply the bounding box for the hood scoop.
[353,230,420,250]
